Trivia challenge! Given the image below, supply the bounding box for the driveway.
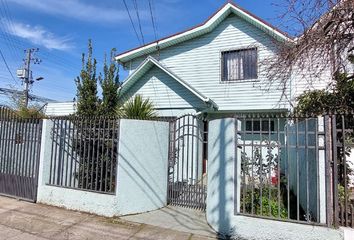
[0,196,216,240]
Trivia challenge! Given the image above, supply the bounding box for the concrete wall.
[206,118,343,240]
[116,119,169,215]
[37,119,169,217]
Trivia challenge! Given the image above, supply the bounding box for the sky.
[0,0,287,105]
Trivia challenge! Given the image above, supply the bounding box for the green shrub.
[241,185,288,218]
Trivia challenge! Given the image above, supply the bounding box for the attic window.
[221,48,258,81]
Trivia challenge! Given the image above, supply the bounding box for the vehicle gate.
[167,114,207,210]
[0,107,42,202]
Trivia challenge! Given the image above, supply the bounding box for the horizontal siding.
[291,55,332,102]
[128,14,289,111]
[121,65,206,110]
[45,102,76,116]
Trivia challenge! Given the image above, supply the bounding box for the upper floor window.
[221,48,258,81]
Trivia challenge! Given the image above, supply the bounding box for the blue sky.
[0,0,286,104]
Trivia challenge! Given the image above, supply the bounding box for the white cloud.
[7,0,147,23]
[4,20,73,51]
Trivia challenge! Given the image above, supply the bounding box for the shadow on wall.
[208,118,235,235]
[116,119,169,215]
[118,143,165,208]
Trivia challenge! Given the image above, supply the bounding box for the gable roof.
[115,2,292,63]
[119,56,218,109]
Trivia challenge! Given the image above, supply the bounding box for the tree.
[121,95,157,119]
[99,49,120,117]
[295,57,354,115]
[294,55,354,190]
[263,0,353,100]
[4,90,46,118]
[75,39,99,117]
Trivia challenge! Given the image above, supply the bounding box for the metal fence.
[330,114,354,228]
[47,117,119,194]
[167,114,207,210]
[0,107,42,201]
[235,113,354,227]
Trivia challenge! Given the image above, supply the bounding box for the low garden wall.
[206,118,343,240]
[37,119,169,217]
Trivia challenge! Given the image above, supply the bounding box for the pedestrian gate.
[167,114,207,210]
[0,108,42,202]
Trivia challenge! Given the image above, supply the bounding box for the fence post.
[318,116,327,224]
[324,115,333,227]
[331,115,339,228]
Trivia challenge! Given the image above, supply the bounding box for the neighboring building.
[44,101,76,116]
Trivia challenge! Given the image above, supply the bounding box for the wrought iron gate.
[0,107,42,202]
[167,114,207,210]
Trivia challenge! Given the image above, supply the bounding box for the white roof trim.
[119,56,218,109]
[116,3,292,63]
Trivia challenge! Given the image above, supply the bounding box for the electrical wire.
[0,48,17,84]
[132,0,145,45]
[148,0,158,41]
[123,0,142,45]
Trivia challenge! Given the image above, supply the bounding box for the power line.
[0,0,22,60]
[0,49,16,83]
[132,0,145,45]
[148,0,158,41]
[123,0,142,45]
[0,87,57,103]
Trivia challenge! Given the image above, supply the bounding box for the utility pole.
[17,48,43,108]
[23,49,32,108]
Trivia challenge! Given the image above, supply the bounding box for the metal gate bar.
[0,107,42,202]
[167,114,207,210]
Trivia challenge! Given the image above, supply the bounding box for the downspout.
[196,98,218,117]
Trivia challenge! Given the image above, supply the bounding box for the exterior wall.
[207,118,343,240]
[127,14,289,111]
[121,65,206,111]
[37,120,119,217]
[37,119,169,217]
[290,56,332,103]
[116,119,169,215]
[44,102,76,116]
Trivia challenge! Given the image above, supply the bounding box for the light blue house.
[114,2,327,118]
[40,2,350,239]
[45,2,329,117]
[114,3,344,238]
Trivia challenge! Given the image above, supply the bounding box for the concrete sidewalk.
[122,206,216,238]
[0,196,216,240]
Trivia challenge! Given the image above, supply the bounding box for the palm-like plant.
[120,95,157,120]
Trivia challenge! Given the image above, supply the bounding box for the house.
[40,2,352,239]
[114,2,329,118]
[45,2,330,117]
[113,2,350,238]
